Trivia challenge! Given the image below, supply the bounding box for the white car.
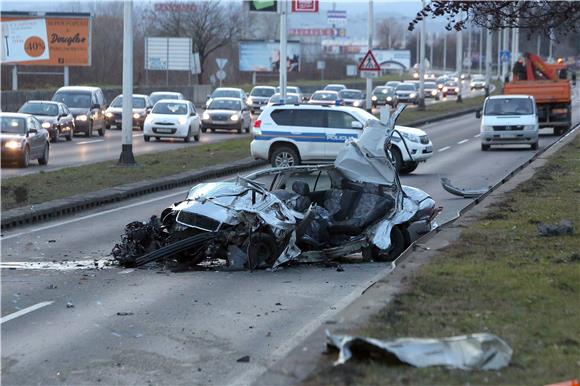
[143,100,200,142]
[250,104,432,174]
[470,75,486,90]
[477,95,539,151]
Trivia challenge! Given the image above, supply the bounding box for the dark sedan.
[1,113,50,167]
[104,94,152,130]
[372,86,398,107]
[339,89,365,108]
[18,101,74,142]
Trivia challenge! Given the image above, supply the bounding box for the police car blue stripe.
[255,130,358,143]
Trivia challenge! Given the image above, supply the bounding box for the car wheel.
[106,123,111,130]
[86,121,93,137]
[98,125,104,136]
[156,137,161,141]
[531,142,539,150]
[400,161,418,175]
[38,143,49,165]
[194,133,200,141]
[243,232,278,269]
[66,128,73,141]
[201,127,207,133]
[389,147,403,172]
[19,146,30,168]
[184,128,191,143]
[144,135,150,142]
[481,144,490,151]
[270,146,300,168]
[364,227,408,262]
[245,121,250,133]
[237,125,242,134]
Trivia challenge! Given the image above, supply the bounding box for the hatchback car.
[206,88,247,108]
[51,86,107,137]
[149,91,185,105]
[372,86,398,108]
[201,98,251,133]
[105,94,153,130]
[18,101,74,142]
[324,84,347,93]
[248,86,276,113]
[1,113,50,167]
[442,80,460,97]
[470,75,486,90]
[339,89,365,108]
[308,90,343,106]
[143,100,200,142]
[423,81,440,100]
[267,93,301,106]
[276,86,304,102]
[113,106,439,269]
[395,83,418,104]
[385,81,401,89]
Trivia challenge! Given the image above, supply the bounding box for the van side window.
[327,111,356,129]
[270,109,294,126]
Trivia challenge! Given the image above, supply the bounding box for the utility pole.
[365,0,373,111]
[485,18,492,97]
[467,25,472,74]
[418,0,426,109]
[536,34,541,56]
[443,33,447,71]
[118,0,136,166]
[455,27,462,76]
[478,27,483,74]
[502,28,509,82]
[496,30,501,79]
[279,0,287,100]
[429,33,433,71]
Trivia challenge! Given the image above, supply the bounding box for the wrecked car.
[112,105,440,269]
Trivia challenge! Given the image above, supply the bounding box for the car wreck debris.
[440,177,489,198]
[325,330,512,370]
[112,105,439,270]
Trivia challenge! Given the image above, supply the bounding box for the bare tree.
[409,1,580,38]
[377,18,407,49]
[147,1,241,83]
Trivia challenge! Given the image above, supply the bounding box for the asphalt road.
[1,91,577,386]
[0,82,482,179]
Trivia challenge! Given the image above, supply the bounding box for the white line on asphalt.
[0,301,53,325]
[458,139,469,144]
[438,146,451,152]
[474,133,481,138]
[76,140,104,145]
[1,190,189,241]
[132,133,142,137]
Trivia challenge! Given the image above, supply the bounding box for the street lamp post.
[365,0,373,111]
[279,0,287,100]
[418,0,426,110]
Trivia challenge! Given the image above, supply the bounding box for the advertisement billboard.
[292,0,318,13]
[145,37,192,71]
[239,41,300,72]
[1,12,92,66]
[367,50,411,71]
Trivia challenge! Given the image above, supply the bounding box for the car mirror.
[91,103,100,110]
[27,128,38,135]
[206,95,211,100]
[351,121,363,129]
[475,110,482,119]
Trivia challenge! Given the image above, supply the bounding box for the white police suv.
[250,104,433,174]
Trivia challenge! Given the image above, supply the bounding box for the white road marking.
[0,301,54,325]
[474,133,481,138]
[438,146,451,152]
[0,259,113,271]
[132,133,142,137]
[76,140,104,145]
[458,139,469,144]
[1,190,189,241]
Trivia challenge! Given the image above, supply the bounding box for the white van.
[477,95,539,151]
[250,104,433,174]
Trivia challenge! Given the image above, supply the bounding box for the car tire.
[184,128,191,143]
[86,121,93,137]
[400,161,418,175]
[156,137,161,141]
[144,135,150,142]
[389,147,403,172]
[201,127,207,133]
[481,144,490,151]
[237,125,242,134]
[270,146,300,168]
[106,123,111,130]
[19,145,30,168]
[194,133,200,141]
[38,143,49,165]
[531,142,539,150]
[365,227,408,262]
[66,133,72,141]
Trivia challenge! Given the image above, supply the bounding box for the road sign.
[216,58,227,70]
[292,0,318,12]
[327,10,347,25]
[360,71,379,79]
[500,50,511,63]
[358,50,381,71]
[317,60,325,70]
[346,64,357,76]
[216,70,226,80]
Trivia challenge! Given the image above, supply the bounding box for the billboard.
[239,41,300,72]
[145,37,192,71]
[0,13,92,66]
[368,50,411,71]
[247,0,277,12]
[292,0,318,12]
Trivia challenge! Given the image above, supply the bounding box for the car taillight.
[253,119,262,129]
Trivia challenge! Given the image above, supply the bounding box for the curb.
[1,158,266,231]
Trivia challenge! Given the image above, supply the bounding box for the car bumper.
[481,130,539,145]
[1,147,24,161]
[471,84,485,89]
[144,123,189,137]
[250,139,269,160]
[201,120,242,130]
[406,142,433,162]
[107,117,145,128]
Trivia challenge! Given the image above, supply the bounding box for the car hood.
[69,107,91,116]
[31,115,58,123]
[482,115,536,126]
[395,125,427,137]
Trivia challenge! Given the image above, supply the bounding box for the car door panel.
[325,111,361,158]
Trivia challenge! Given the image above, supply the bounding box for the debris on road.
[111,105,439,271]
[116,312,134,316]
[538,219,574,237]
[440,177,489,198]
[236,355,250,363]
[325,330,512,370]
[66,302,74,308]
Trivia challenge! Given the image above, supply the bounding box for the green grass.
[1,138,252,211]
[305,136,580,385]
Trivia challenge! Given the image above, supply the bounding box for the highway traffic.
[2,95,577,385]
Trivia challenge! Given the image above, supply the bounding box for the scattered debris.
[46,284,58,289]
[440,177,489,198]
[336,265,344,272]
[66,302,74,308]
[538,220,574,237]
[325,330,512,370]
[275,302,282,306]
[236,355,250,363]
[116,312,134,316]
[48,240,56,243]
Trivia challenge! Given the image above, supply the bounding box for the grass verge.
[1,138,251,211]
[305,136,580,385]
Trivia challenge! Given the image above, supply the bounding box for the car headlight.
[247,98,253,105]
[105,112,113,118]
[41,121,52,129]
[401,131,420,143]
[438,84,443,90]
[133,113,141,119]
[76,114,88,121]
[178,117,187,125]
[481,125,493,132]
[413,73,419,79]
[230,114,239,121]
[4,140,21,149]
[442,87,448,92]
[409,93,416,98]
[386,96,392,101]
[431,90,437,96]
[353,101,361,107]
[524,125,537,130]
[371,96,377,101]
[202,112,210,120]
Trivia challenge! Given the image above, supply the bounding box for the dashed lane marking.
[458,139,469,144]
[76,140,104,145]
[0,301,54,325]
[438,146,451,152]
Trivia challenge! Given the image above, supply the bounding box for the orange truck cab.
[503,53,575,135]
